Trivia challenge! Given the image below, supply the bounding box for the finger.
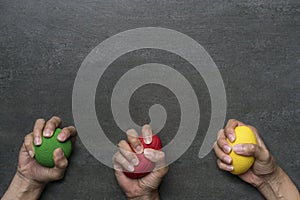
[213,142,232,165]
[114,168,136,191]
[113,163,123,171]
[142,124,152,144]
[33,118,46,145]
[217,159,234,172]
[57,126,77,142]
[53,148,68,169]
[118,140,139,166]
[152,164,169,179]
[141,164,169,189]
[233,143,269,162]
[126,129,143,154]
[248,125,266,149]
[43,116,62,138]
[216,129,232,154]
[46,148,68,181]
[113,151,134,172]
[24,133,35,158]
[224,119,246,142]
[144,149,166,169]
[143,164,169,184]
[248,126,271,162]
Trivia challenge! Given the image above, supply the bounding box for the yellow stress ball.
[227,126,257,175]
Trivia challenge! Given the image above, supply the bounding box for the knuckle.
[33,126,39,132]
[45,121,55,128]
[249,144,256,152]
[33,131,41,138]
[24,134,30,141]
[45,121,53,128]
[24,137,31,146]
[69,126,77,132]
[159,151,166,160]
[53,171,64,180]
[228,118,236,123]
[126,129,137,137]
[112,154,116,161]
[59,159,68,169]
[119,158,128,167]
[36,118,45,123]
[118,140,128,148]
[61,127,70,135]
[142,124,151,130]
[126,128,135,133]
[125,152,134,160]
[52,116,61,121]
[224,126,231,132]
[217,160,222,168]
[48,169,57,180]
[112,152,119,162]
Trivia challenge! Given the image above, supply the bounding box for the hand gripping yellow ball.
[227,126,257,175]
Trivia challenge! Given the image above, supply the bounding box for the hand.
[2,116,76,200]
[19,116,77,184]
[113,125,168,200]
[214,119,277,187]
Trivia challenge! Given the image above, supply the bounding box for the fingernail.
[114,165,122,171]
[132,158,139,166]
[57,148,64,159]
[227,165,234,171]
[57,132,66,141]
[233,144,243,153]
[43,128,53,137]
[224,145,231,153]
[135,145,143,153]
[128,165,134,172]
[224,156,232,164]
[228,133,235,142]
[144,136,152,144]
[34,136,41,145]
[29,150,34,158]
[144,149,153,158]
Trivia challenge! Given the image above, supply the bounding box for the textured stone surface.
[0,0,299,199]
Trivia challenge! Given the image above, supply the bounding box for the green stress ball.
[34,128,72,167]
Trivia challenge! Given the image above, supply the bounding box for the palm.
[116,169,165,198]
[18,144,56,183]
[238,168,260,185]
[238,154,276,186]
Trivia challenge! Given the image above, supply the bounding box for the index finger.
[43,116,62,138]
[224,119,246,142]
[57,126,77,142]
[144,148,166,170]
[33,118,46,145]
[142,124,153,144]
[126,129,143,154]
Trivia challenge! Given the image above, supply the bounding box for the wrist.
[127,190,160,200]
[257,164,280,188]
[2,172,45,200]
[251,155,279,188]
[253,156,299,199]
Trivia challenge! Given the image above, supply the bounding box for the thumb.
[233,143,270,162]
[144,149,168,177]
[47,148,68,181]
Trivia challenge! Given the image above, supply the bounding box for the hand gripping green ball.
[34,128,72,167]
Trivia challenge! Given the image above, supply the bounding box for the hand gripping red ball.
[124,135,162,179]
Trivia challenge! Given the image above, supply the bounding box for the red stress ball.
[124,134,162,179]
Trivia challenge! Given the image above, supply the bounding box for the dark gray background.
[0,0,299,199]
